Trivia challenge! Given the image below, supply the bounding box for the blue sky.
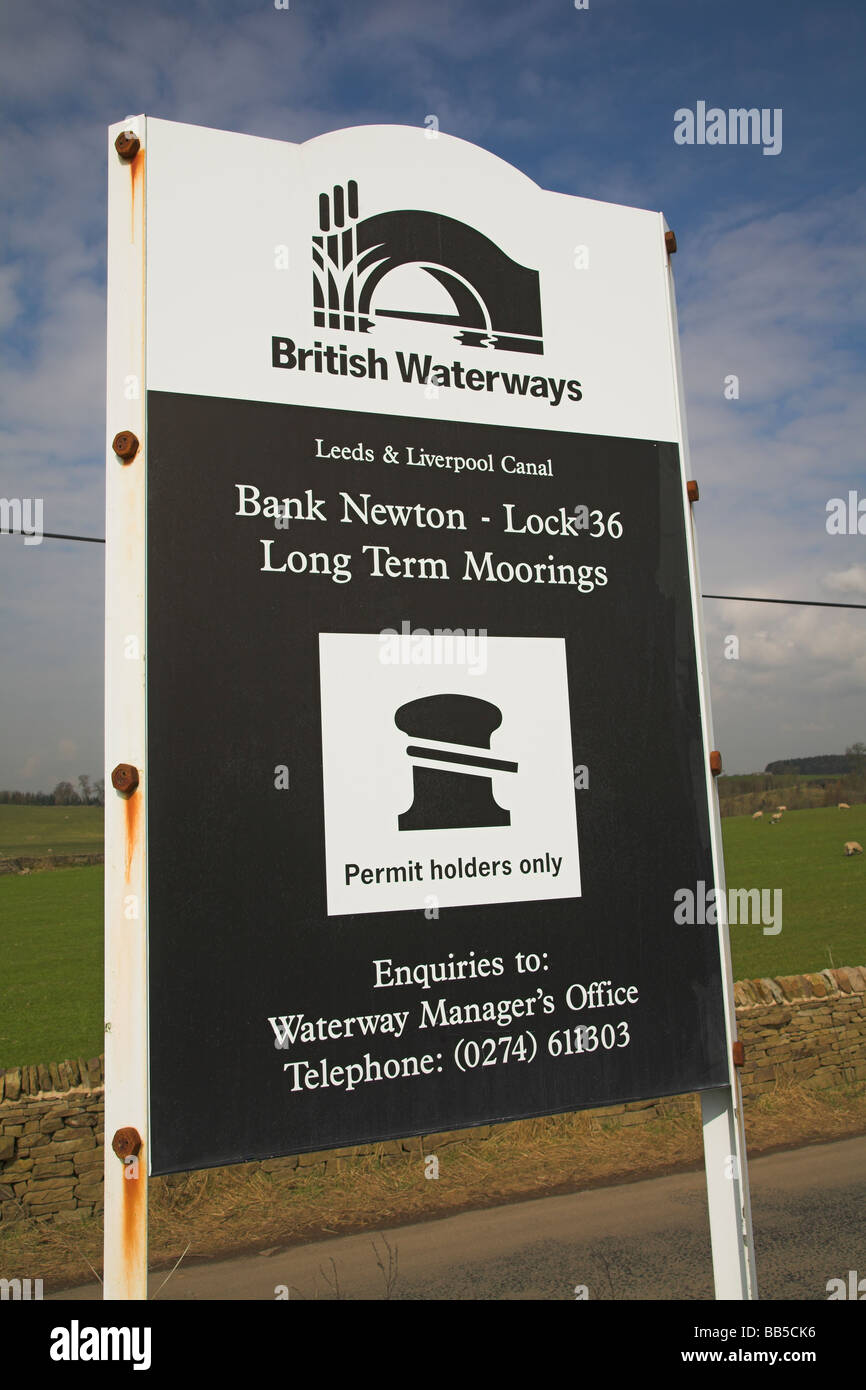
[1,0,864,785]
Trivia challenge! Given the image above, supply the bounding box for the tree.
[78,774,92,805]
[52,780,80,806]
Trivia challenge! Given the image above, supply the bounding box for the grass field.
[0,866,103,1067]
[0,804,863,1067]
[720,803,865,979]
[0,805,104,860]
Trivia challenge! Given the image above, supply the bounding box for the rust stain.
[124,791,140,881]
[130,147,145,242]
[122,1149,145,1270]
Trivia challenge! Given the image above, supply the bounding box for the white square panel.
[319,633,581,914]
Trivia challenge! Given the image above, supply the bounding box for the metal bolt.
[115,130,140,162]
[112,1127,142,1161]
[687,480,699,504]
[665,230,677,255]
[732,1041,745,1068]
[112,430,139,462]
[710,750,723,777]
[111,763,139,795]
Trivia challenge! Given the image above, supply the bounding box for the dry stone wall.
[2,967,864,1223]
[735,965,866,1095]
[0,853,104,876]
[0,1058,104,1224]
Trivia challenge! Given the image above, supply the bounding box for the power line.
[1,530,104,544]
[3,531,865,608]
[703,593,866,611]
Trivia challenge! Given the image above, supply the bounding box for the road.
[53,1134,865,1301]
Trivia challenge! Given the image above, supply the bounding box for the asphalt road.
[54,1134,865,1301]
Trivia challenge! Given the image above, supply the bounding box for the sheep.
[776,805,787,812]
[838,802,851,809]
[844,841,863,856]
[752,811,763,819]
[770,813,782,823]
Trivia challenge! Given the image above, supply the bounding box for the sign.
[118,120,734,1176]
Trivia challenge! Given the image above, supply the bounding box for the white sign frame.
[105,113,756,1301]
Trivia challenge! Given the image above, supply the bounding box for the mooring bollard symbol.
[395,693,517,832]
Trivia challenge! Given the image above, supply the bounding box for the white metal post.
[700,1084,757,1299]
[660,215,758,1299]
[104,115,149,1300]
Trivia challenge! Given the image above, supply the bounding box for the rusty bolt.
[710,750,723,777]
[665,229,677,255]
[111,763,139,795]
[732,1041,745,1068]
[687,480,700,504]
[112,430,139,462]
[115,130,140,162]
[112,1127,142,1161]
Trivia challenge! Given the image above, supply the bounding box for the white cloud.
[823,564,866,596]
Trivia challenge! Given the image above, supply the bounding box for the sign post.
[666,279,757,1299]
[104,116,148,1299]
[105,115,756,1299]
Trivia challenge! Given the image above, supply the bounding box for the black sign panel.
[146,390,727,1174]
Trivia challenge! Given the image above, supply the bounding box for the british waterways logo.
[311,180,544,355]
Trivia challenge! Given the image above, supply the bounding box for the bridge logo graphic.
[312,181,544,355]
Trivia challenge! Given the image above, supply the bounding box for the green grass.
[723,804,865,980]
[0,804,104,860]
[0,807,862,1068]
[0,866,104,1068]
